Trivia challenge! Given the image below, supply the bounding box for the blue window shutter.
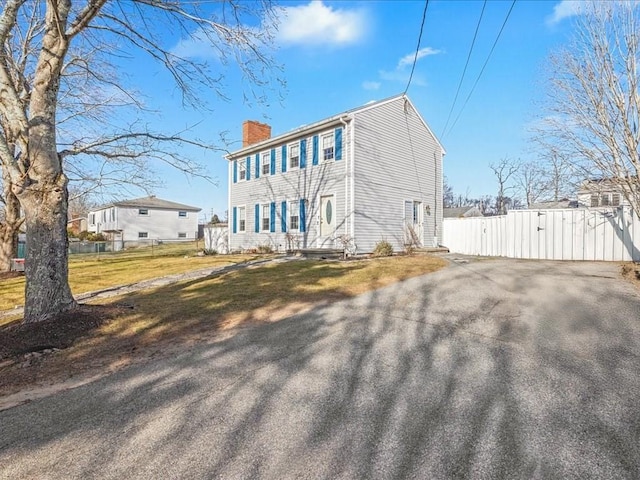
[300,199,306,233]
[232,206,237,234]
[312,135,319,165]
[246,156,251,180]
[300,139,307,169]
[255,153,260,178]
[255,204,260,233]
[270,202,276,233]
[281,145,287,173]
[335,128,343,160]
[270,148,276,175]
[233,160,237,183]
[281,201,287,232]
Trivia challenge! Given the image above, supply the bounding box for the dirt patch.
[0,271,23,281]
[621,262,640,288]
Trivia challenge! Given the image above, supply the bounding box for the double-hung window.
[261,204,270,231]
[289,143,300,169]
[238,206,246,232]
[612,193,621,206]
[261,152,270,176]
[239,159,247,181]
[289,200,300,231]
[322,134,334,161]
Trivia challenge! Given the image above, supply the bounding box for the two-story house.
[577,178,637,208]
[87,196,201,243]
[226,94,445,254]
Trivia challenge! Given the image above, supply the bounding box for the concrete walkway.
[1,257,640,479]
[1,256,293,318]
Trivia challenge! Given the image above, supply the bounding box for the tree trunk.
[20,172,76,322]
[0,171,21,271]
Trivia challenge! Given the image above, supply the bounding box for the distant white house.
[225,94,445,253]
[577,178,636,208]
[87,196,201,243]
[443,206,484,218]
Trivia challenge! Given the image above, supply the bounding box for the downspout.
[227,158,232,253]
[339,115,350,240]
[349,116,356,241]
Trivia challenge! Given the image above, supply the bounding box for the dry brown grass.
[0,242,257,312]
[0,254,447,397]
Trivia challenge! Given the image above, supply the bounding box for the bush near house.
[373,240,394,257]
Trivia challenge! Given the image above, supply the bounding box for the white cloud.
[397,47,441,69]
[171,27,219,59]
[362,81,381,91]
[379,69,427,87]
[546,0,584,26]
[277,1,368,46]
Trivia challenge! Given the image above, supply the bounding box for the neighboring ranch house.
[226,94,445,254]
[87,196,201,243]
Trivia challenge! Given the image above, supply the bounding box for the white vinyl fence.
[443,207,640,261]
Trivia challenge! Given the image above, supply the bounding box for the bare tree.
[538,1,640,214]
[443,176,454,208]
[515,160,547,208]
[490,157,520,214]
[0,0,280,322]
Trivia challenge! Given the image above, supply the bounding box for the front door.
[404,200,423,247]
[319,194,336,246]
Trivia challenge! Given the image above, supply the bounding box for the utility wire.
[441,0,487,137]
[403,0,430,95]
[444,0,517,139]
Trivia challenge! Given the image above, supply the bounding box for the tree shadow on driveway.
[1,258,639,479]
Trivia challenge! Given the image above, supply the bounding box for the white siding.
[443,207,640,261]
[352,96,443,252]
[228,126,348,252]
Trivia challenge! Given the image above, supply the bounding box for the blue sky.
[125,0,583,222]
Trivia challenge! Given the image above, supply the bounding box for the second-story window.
[322,133,334,161]
[239,159,247,181]
[139,208,149,216]
[262,152,270,176]
[289,143,300,169]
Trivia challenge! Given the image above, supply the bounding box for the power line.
[441,0,487,137]
[444,0,517,139]
[403,0,430,95]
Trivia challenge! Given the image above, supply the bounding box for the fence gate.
[443,207,640,262]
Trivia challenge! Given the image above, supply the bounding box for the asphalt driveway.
[1,257,639,479]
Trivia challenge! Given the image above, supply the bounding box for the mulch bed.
[0,304,127,360]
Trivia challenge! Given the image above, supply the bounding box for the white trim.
[260,203,271,232]
[288,141,301,171]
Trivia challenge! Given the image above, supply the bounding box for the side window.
[139,208,149,216]
[138,232,148,238]
[238,206,246,232]
[178,232,187,238]
[178,211,187,217]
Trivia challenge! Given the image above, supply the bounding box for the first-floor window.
[262,204,270,231]
[289,200,300,230]
[138,232,148,238]
[178,232,187,238]
[238,206,246,232]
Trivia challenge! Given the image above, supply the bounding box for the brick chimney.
[243,120,271,147]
